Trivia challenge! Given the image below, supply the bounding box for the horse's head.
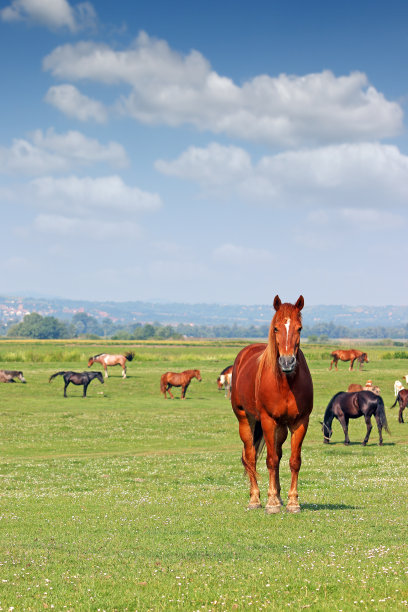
[217,376,223,390]
[320,420,332,443]
[272,295,304,374]
[87,357,94,367]
[195,370,202,382]
[18,372,26,383]
[360,352,369,363]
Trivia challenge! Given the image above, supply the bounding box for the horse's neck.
[323,406,335,427]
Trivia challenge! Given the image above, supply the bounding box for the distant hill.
[1,295,408,329]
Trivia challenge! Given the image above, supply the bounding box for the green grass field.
[1,339,408,611]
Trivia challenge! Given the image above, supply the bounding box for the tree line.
[1,311,408,340]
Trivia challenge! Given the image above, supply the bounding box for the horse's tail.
[254,420,265,461]
[49,371,65,383]
[125,351,135,362]
[160,375,167,394]
[389,393,399,409]
[377,396,391,434]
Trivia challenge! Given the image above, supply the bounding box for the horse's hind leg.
[363,416,373,445]
[167,384,174,399]
[374,414,383,445]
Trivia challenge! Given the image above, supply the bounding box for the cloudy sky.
[1,0,408,306]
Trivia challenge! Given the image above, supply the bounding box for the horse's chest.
[258,386,299,420]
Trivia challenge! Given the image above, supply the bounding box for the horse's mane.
[91,353,105,359]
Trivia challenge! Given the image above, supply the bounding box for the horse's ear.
[273,295,281,311]
[295,295,304,311]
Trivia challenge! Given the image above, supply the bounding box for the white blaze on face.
[284,318,291,351]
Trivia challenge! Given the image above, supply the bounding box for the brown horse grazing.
[390,389,408,423]
[217,365,233,398]
[231,295,313,514]
[160,369,202,399]
[87,351,135,378]
[322,390,389,445]
[329,349,369,371]
[49,371,104,397]
[0,369,26,383]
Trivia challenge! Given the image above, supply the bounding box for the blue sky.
[1,0,408,306]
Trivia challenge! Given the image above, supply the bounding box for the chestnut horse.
[329,349,369,371]
[231,295,313,514]
[88,351,135,378]
[390,389,408,423]
[160,369,202,399]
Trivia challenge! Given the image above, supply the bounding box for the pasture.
[1,339,408,610]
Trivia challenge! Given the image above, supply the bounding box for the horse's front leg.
[181,383,190,399]
[287,418,309,513]
[362,415,373,445]
[64,381,70,398]
[338,414,350,444]
[349,359,355,371]
[83,383,89,398]
[104,364,108,378]
[122,365,126,379]
[236,411,261,509]
[261,414,287,514]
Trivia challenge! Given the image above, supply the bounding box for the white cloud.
[156,141,408,208]
[213,244,274,265]
[34,214,141,239]
[28,175,162,215]
[0,128,128,175]
[42,32,403,146]
[45,85,107,123]
[0,0,96,32]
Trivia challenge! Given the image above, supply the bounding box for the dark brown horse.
[88,351,135,378]
[49,371,104,397]
[329,349,369,371]
[390,389,408,423]
[322,390,389,445]
[231,295,313,514]
[160,369,202,399]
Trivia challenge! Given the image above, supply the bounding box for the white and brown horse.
[88,351,135,378]
[217,365,233,398]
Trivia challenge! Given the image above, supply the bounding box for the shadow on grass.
[302,503,359,511]
[324,441,395,447]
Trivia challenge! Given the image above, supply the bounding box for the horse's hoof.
[265,504,281,514]
[286,504,301,513]
[247,503,262,510]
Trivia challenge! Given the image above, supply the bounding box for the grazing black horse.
[321,390,390,446]
[49,371,104,397]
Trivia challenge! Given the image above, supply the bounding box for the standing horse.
[231,295,313,514]
[88,351,135,378]
[160,369,202,399]
[321,390,389,445]
[49,371,104,397]
[390,389,408,423]
[217,365,233,398]
[329,349,369,371]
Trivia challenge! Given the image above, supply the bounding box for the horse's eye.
[274,327,278,333]
[298,327,302,332]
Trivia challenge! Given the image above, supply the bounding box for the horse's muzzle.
[278,355,297,373]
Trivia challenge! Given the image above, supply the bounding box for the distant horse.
[321,390,389,446]
[390,389,408,423]
[217,365,233,398]
[160,369,202,399]
[329,349,369,371]
[49,371,104,397]
[0,369,26,383]
[88,351,135,378]
[347,381,380,395]
[231,295,313,514]
[394,380,404,396]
